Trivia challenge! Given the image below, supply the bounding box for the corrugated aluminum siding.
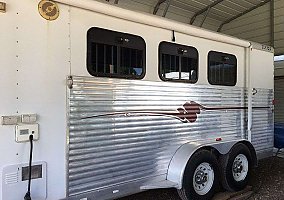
[251,88,274,153]
[67,76,273,197]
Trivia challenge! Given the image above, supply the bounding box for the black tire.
[219,143,252,192]
[177,149,220,200]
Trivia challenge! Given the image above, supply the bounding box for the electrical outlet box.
[15,124,39,142]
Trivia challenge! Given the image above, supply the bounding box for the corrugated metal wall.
[68,76,273,197]
[274,0,284,55]
[95,0,284,55]
[275,61,284,124]
[94,0,220,31]
[275,60,284,76]
[221,0,284,55]
[67,76,246,196]
[275,77,284,124]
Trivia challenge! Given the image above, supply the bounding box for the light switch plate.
[15,124,39,142]
[1,116,20,125]
[21,114,37,123]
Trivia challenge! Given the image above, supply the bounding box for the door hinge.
[67,76,73,89]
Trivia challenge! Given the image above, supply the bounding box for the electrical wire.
[24,134,33,200]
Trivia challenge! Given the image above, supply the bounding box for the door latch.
[252,88,257,95]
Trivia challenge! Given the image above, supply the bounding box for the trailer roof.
[55,0,251,48]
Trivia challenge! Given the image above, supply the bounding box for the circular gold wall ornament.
[38,0,59,21]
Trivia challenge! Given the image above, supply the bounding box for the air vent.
[2,162,47,200]
[5,172,19,185]
[38,0,59,21]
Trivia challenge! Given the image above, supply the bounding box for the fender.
[166,139,256,189]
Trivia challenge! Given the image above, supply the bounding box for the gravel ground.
[248,156,284,200]
[117,156,284,200]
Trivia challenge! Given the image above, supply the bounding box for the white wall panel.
[0,0,70,199]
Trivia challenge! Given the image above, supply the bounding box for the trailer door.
[248,46,274,158]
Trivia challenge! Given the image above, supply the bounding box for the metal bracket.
[0,2,6,13]
[67,76,73,89]
[252,88,258,95]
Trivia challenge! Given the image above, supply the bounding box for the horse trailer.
[0,0,274,199]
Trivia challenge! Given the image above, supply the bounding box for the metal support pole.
[162,0,171,17]
[217,0,271,32]
[270,0,274,47]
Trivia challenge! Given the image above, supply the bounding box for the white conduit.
[55,0,250,48]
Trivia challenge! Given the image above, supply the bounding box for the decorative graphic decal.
[176,101,202,123]
[81,101,270,123]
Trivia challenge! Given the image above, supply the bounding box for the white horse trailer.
[0,0,274,200]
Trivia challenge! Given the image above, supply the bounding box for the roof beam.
[162,0,172,17]
[190,0,224,25]
[217,0,271,32]
[199,7,211,27]
[153,0,167,15]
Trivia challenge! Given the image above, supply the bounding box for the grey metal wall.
[93,0,220,31]
[275,61,284,124]
[222,0,284,55]
[275,78,284,124]
[67,76,273,197]
[275,60,284,76]
[93,0,284,54]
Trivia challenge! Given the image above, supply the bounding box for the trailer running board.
[140,180,178,190]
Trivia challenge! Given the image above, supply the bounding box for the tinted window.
[87,27,146,79]
[208,51,237,86]
[159,42,198,83]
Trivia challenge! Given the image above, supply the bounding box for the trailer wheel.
[177,150,219,200]
[219,143,252,192]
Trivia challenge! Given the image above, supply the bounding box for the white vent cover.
[5,172,19,185]
[2,162,47,200]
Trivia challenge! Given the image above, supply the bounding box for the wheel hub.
[195,170,208,184]
[232,154,249,182]
[193,162,214,195]
[233,161,243,173]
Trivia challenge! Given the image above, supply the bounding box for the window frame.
[87,27,146,79]
[158,41,199,83]
[207,50,237,86]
